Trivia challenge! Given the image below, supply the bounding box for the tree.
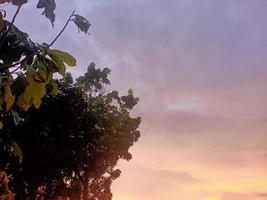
[0,64,141,200]
[0,0,90,199]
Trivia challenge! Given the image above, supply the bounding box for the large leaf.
[11,73,28,96]
[33,61,50,83]
[0,75,15,111]
[50,55,66,76]
[72,14,91,34]
[4,85,15,111]
[37,0,56,26]
[50,49,76,66]
[17,68,46,110]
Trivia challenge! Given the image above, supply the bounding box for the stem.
[1,5,21,42]
[48,10,75,47]
[0,58,26,72]
[10,65,22,74]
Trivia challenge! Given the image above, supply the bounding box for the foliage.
[0,1,139,200]
[37,0,56,25]
[0,0,90,128]
[0,0,91,199]
[0,64,141,200]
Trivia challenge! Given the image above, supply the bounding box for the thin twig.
[49,10,75,47]
[0,5,21,42]
[0,58,26,72]
[10,65,22,74]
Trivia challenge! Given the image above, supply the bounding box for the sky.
[4,0,267,200]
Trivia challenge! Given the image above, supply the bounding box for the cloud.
[112,164,202,200]
[8,1,267,200]
[258,193,267,199]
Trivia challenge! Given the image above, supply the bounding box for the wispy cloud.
[11,0,267,199]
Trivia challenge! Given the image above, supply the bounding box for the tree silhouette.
[0,64,141,200]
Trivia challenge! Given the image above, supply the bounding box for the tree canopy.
[0,1,141,200]
[0,64,141,200]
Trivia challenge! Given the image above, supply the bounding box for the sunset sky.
[5,0,267,199]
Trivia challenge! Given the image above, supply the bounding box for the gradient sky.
[4,0,267,200]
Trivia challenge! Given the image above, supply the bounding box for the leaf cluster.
[0,0,90,128]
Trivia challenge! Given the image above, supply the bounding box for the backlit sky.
[5,0,267,200]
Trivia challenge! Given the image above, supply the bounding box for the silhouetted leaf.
[11,73,27,96]
[4,0,27,6]
[0,11,4,31]
[37,0,56,26]
[73,14,90,34]
[12,0,27,6]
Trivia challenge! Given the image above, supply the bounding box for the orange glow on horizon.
[204,197,218,200]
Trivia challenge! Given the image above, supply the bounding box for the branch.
[48,10,75,47]
[10,65,22,74]
[0,57,26,72]
[0,5,21,42]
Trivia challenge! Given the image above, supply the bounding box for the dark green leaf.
[50,49,76,66]
[0,11,4,31]
[37,0,56,26]
[11,73,28,96]
[6,0,27,6]
[72,14,90,34]
[50,54,66,76]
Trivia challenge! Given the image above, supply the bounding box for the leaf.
[50,80,58,95]
[6,0,27,6]
[11,0,27,6]
[72,14,91,34]
[0,11,4,31]
[50,55,66,76]
[50,49,76,66]
[33,62,48,83]
[0,121,3,129]
[11,73,28,97]
[4,85,15,111]
[17,68,46,110]
[37,0,56,26]
[10,141,23,164]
